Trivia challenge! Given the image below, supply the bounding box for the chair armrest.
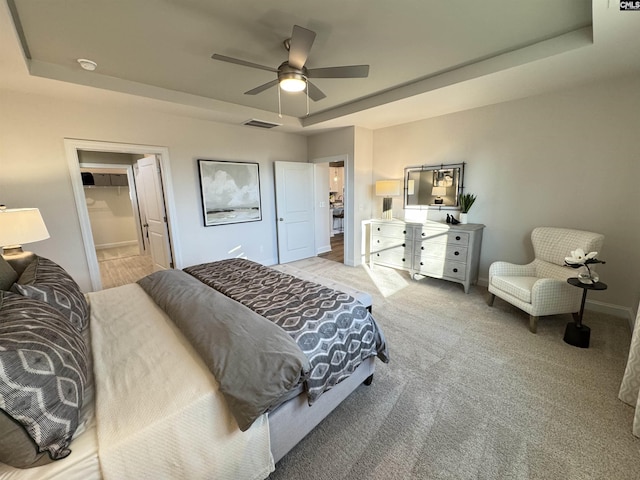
[489,261,536,279]
[530,278,581,314]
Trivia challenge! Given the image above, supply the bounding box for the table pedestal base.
[564,322,590,348]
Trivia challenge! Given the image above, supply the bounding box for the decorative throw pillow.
[0,291,88,465]
[0,256,18,291]
[0,412,53,468]
[12,256,89,331]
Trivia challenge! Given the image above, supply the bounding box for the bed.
[0,255,388,479]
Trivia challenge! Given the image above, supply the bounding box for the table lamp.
[375,180,401,220]
[431,186,447,204]
[0,206,50,276]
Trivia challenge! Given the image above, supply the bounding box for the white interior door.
[136,156,173,271]
[275,161,316,264]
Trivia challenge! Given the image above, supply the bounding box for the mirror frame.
[403,162,465,210]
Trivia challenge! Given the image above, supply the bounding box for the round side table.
[564,278,607,348]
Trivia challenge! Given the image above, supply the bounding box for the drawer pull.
[453,268,458,273]
[377,227,381,231]
[420,262,423,266]
[403,230,406,234]
[421,246,424,250]
[377,239,380,243]
[455,236,461,241]
[421,232,425,237]
[402,243,406,247]
[402,258,406,262]
[454,251,460,256]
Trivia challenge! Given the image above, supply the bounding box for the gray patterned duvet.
[184,258,389,404]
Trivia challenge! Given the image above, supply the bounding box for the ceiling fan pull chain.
[306,83,310,116]
[278,84,283,118]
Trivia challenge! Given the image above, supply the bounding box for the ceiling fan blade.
[244,79,279,95]
[211,54,277,73]
[288,25,316,69]
[306,81,326,102]
[307,65,370,78]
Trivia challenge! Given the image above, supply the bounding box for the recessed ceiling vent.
[242,119,281,129]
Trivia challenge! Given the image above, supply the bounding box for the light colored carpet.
[268,257,640,480]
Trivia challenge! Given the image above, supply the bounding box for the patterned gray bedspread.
[184,258,389,403]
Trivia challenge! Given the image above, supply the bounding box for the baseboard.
[586,300,635,328]
[316,245,332,255]
[95,240,138,250]
[478,276,635,328]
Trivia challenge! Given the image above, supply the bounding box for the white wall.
[373,74,640,317]
[84,186,137,248]
[0,90,307,291]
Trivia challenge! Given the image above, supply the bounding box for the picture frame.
[197,159,262,226]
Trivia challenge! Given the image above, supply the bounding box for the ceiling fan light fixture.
[279,73,306,92]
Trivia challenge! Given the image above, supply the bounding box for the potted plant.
[458,193,476,224]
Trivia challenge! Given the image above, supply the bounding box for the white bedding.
[88,283,274,480]
[0,283,273,480]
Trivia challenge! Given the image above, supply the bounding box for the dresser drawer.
[416,228,469,246]
[414,256,467,280]
[371,235,412,252]
[371,223,411,239]
[372,247,412,269]
[416,242,468,261]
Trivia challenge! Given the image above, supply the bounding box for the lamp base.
[382,197,393,220]
[2,249,36,277]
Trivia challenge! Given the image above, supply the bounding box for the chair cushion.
[491,276,538,304]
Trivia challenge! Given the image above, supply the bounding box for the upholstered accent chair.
[487,227,604,333]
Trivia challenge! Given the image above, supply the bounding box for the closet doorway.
[65,140,178,291]
[80,157,152,289]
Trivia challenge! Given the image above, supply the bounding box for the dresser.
[369,219,484,293]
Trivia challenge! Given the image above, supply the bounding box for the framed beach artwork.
[197,159,262,226]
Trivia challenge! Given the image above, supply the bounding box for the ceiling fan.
[211,25,369,101]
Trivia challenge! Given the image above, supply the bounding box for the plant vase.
[457,193,476,225]
[577,265,599,284]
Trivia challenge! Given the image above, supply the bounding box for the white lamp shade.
[0,208,50,248]
[375,180,402,197]
[431,186,447,196]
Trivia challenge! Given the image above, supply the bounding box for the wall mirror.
[404,162,465,210]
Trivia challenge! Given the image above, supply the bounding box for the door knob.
[279,218,284,221]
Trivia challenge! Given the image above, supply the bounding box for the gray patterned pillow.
[0,291,88,464]
[12,256,89,331]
